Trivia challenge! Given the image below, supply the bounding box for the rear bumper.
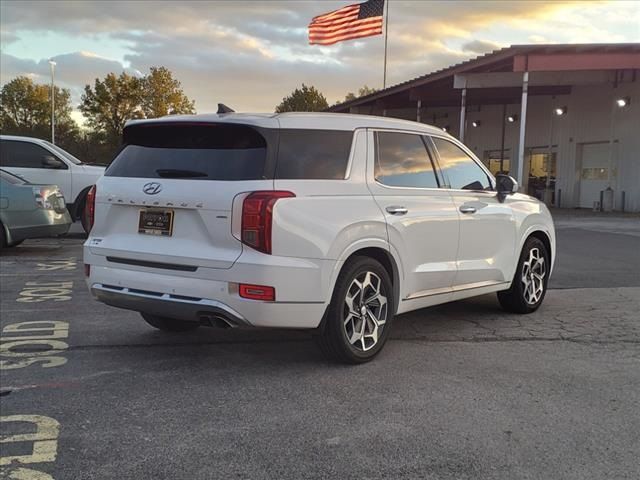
[91,283,250,327]
[9,219,71,244]
[84,248,335,329]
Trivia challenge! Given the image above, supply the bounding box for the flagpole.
[382,0,389,89]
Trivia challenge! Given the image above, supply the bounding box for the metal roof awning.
[328,43,640,112]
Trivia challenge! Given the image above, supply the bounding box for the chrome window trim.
[373,180,443,193]
[405,280,510,301]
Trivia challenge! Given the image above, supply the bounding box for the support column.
[499,104,506,173]
[516,72,529,189]
[459,88,467,141]
[416,99,422,123]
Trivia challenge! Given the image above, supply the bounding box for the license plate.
[138,209,174,236]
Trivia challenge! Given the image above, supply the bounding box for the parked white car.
[0,135,105,231]
[83,113,555,363]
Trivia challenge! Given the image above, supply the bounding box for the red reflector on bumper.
[239,283,275,301]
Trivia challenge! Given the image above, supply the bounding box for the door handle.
[459,206,477,214]
[386,206,408,215]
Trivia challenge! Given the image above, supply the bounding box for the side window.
[431,137,491,190]
[0,141,64,169]
[275,129,353,180]
[375,131,439,188]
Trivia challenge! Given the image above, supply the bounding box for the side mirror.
[42,155,64,169]
[495,174,518,199]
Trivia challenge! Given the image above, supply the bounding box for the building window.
[527,151,557,201]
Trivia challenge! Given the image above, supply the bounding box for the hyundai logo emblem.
[142,182,162,195]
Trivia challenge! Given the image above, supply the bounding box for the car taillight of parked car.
[241,191,294,254]
[32,187,64,210]
[84,185,96,232]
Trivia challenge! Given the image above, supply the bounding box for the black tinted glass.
[275,129,353,180]
[0,140,53,168]
[375,132,438,188]
[106,124,268,180]
[431,137,491,190]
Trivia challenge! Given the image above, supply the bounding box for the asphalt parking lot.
[1,212,639,480]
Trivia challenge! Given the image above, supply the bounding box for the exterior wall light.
[471,120,481,128]
[507,114,518,123]
[616,97,630,108]
[554,106,567,116]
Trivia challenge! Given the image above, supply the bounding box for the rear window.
[275,129,353,180]
[106,124,269,181]
[0,169,27,184]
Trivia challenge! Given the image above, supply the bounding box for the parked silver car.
[0,169,72,248]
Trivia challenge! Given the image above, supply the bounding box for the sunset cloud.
[1,0,638,114]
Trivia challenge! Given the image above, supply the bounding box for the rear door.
[88,123,275,270]
[0,140,72,199]
[429,135,517,287]
[367,129,459,300]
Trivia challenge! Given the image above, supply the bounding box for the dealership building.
[330,43,640,212]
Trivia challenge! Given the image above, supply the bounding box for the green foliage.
[78,67,196,163]
[79,72,145,144]
[142,66,196,118]
[2,67,196,165]
[0,76,80,156]
[343,85,378,103]
[0,76,78,139]
[275,84,329,113]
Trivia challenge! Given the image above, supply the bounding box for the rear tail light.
[32,187,53,209]
[84,185,96,232]
[239,283,275,301]
[84,264,91,277]
[241,191,294,254]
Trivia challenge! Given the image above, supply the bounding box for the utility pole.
[382,0,389,88]
[49,60,57,144]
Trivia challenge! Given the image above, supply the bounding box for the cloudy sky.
[1,0,639,121]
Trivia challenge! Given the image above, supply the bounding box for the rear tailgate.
[87,122,275,270]
[89,178,272,269]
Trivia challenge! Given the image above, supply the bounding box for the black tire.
[6,240,23,248]
[316,256,394,364]
[141,313,200,332]
[0,225,20,249]
[498,236,550,314]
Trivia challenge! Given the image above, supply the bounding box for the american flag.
[309,0,385,46]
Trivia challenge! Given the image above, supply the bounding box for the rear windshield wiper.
[156,169,208,178]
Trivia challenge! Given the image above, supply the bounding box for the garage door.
[579,143,610,209]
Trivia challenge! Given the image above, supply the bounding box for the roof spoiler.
[217,103,235,114]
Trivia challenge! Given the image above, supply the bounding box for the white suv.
[0,135,105,231]
[84,113,555,363]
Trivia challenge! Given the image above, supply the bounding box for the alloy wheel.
[521,247,546,305]
[343,271,388,352]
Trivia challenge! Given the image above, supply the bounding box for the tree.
[0,76,81,154]
[141,66,195,118]
[0,76,78,139]
[79,72,144,144]
[343,85,378,103]
[275,84,328,113]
